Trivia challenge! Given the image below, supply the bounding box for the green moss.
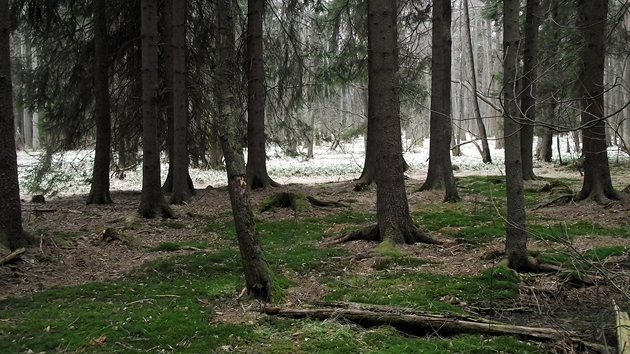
[374,240,406,257]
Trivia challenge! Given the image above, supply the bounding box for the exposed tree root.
[531,194,575,210]
[305,196,347,208]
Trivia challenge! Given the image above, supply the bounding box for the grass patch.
[324,265,520,313]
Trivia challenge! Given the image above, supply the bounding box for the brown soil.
[2,175,630,351]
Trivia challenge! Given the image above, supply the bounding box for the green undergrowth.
[150,241,208,252]
[532,245,630,268]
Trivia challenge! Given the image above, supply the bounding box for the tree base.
[86,191,113,205]
[333,224,440,245]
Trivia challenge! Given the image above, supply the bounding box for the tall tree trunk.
[540,127,553,162]
[462,0,491,163]
[519,0,540,180]
[169,0,194,204]
[503,0,536,271]
[368,0,437,245]
[356,85,378,188]
[87,0,113,205]
[161,0,175,192]
[217,0,273,301]
[419,0,459,202]
[576,0,619,203]
[0,0,27,250]
[246,0,278,190]
[138,0,174,218]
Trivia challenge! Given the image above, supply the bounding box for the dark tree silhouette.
[0,0,27,250]
[246,0,279,190]
[138,0,174,218]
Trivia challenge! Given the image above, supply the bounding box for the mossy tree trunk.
[138,0,174,219]
[86,0,113,205]
[0,0,27,250]
[217,0,272,301]
[419,0,459,203]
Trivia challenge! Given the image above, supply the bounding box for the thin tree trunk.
[520,0,540,181]
[87,0,113,205]
[161,0,175,193]
[463,0,491,163]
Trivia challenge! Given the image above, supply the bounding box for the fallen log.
[614,300,630,354]
[264,306,571,340]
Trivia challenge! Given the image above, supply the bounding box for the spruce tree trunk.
[161,0,175,193]
[87,0,113,205]
[246,0,278,190]
[576,0,619,203]
[217,0,272,301]
[169,0,194,204]
[138,0,174,218]
[519,0,540,181]
[0,0,26,250]
[503,0,534,271]
[368,0,436,245]
[419,0,459,202]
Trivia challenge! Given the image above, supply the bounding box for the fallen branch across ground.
[263,305,611,352]
[0,248,26,266]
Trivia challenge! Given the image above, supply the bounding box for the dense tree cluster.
[1,0,629,296]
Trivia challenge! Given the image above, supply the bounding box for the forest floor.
[2,163,630,353]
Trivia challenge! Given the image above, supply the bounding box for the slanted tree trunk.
[246,0,279,190]
[462,0,491,163]
[576,0,619,203]
[217,0,272,301]
[0,0,27,250]
[367,0,437,245]
[520,0,540,181]
[138,0,174,218]
[87,0,113,205]
[169,0,195,204]
[503,0,537,271]
[419,0,459,202]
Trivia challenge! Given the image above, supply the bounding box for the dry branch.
[0,248,26,266]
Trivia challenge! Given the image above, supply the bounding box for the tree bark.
[462,0,491,164]
[217,0,273,301]
[138,0,174,219]
[169,0,195,204]
[503,0,536,271]
[519,0,540,181]
[246,0,279,190]
[576,0,619,203]
[419,0,459,202]
[0,0,27,251]
[368,0,437,245]
[87,0,114,205]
